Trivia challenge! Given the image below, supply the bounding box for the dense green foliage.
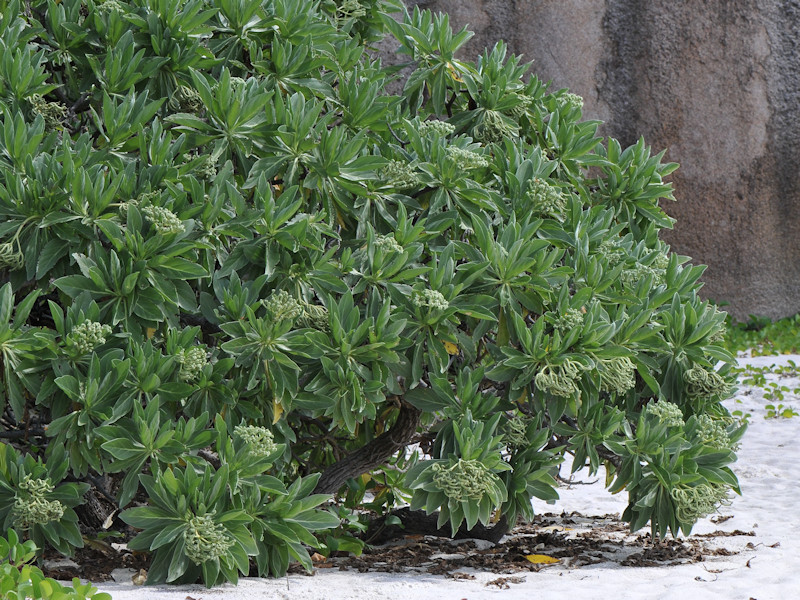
[0,0,744,586]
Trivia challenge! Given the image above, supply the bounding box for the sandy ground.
[95,353,800,600]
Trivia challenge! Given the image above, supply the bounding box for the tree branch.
[313,401,421,495]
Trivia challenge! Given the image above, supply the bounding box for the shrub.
[0,0,744,586]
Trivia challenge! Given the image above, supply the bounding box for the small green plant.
[0,529,111,600]
[725,313,800,355]
[764,403,799,419]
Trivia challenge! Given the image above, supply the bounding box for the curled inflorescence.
[684,365,730,400]
[503,415,529,449]
[446,146,489,170]
[265,290,303,322]
[0,240,25,271]
[598,356,637,395]
[526,178,566,217]
[418,119,455,137]
[553,308,584,334]
[183,512,233,565]
[648,400,685,428]
[142,205,184,235]
[169,85,204,113]
[30,95,67,130]
[65,320,112,355]
[508,95,533,119]
[431,459,495,502]
[473,109,518,143]
[670,482,730,524]
[13,475,65,528]
[234,425,278,457]
[299,303,329,330]
[412,288,449,311]
[380,160,419,189]
[176,346,207,382]
[336,0,366,20]
[535,359,585,398]
[373,235,403,254]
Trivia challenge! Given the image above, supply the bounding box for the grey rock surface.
[398,0,800,320]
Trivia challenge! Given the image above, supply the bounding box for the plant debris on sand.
[302,512,747,576]
[42,511,747,583]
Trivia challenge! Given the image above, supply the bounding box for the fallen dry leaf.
[524,554,559,565]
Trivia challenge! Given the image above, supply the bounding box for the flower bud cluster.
[552,308,584,334]
[183,512,233,565]
[373,235,403,254]
[96,0,125,14]
[380,160,419,189]
[30,95,67,130]
[13,475,65,528]
[431,459,495,502]
[412,289,449,311]
[418,119,455,137]
[473,110,517,143]
[446,146,489,170]
[526,178,566,217]
[559,92,584,111]
[66,321,112,355]
[597,240,625,267]
[142,205,184,235]
[652,253,670,270]
[695,414,732,450]
[176,346,207,382]
[234,425,278,457]
[684,365,730,400]
[265,290,303,322]
[197,155,217,181]
[598,356,637,395]
[670,482,730,523]
[620,263,663,288]
[648,400,684,428]
[535,359,585,397]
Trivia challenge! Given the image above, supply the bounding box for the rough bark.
[313,401,422,495]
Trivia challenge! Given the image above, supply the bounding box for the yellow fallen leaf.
[442,340,459,355]
[145,327,156,339]
[272,399,284,424]
[539,525,572,532]
[524,554,560,565]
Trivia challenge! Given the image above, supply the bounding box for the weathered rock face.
[401,0,800,320]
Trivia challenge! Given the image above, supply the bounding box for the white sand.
[97,353,800,600]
